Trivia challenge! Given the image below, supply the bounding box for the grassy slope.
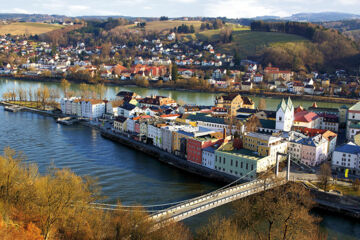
[219,30,309,57]
[144,20,202,32]
[0,22,63,35]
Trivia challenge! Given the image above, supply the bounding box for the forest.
[251,21,360,72]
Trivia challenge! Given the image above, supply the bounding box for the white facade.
[81,100,105,119]
[118,105,142,118]
[202,148,215,169]
[148,124,163,148]
[288,142,302,162]
[126,118,136,133]
[276,98,294,132]
[332,142,360,176]
[346,102,360,140]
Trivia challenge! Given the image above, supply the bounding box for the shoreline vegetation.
[1,75,358,104]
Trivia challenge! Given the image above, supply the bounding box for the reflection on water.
[0,78,351,109]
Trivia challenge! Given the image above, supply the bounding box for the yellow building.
[243,132,288,160]
[215,93,255,116]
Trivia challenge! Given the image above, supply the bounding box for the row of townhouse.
[287,131,337,166]
[60,98,106,119]
[112,110,285,180]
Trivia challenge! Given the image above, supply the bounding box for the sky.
[1,0,360,18]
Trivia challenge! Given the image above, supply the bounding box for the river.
[0,78,352,109]
[0,78,359,239]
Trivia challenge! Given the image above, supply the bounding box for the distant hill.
[0,13,66,22]
[284,12,360,22]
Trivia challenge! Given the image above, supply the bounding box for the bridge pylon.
[275,152,291,181]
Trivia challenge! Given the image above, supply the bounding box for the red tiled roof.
[160,114,180,118]
[294,111,319,123]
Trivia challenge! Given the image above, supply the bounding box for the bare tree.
[258,98,267,110]
[318,162,332,192]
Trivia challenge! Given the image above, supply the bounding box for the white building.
[276,98,294,132]
[118,103,142,118]
[81,100,105,119]
[332,142,360,176]
[202,146,216,169]
[346,102,360,140]
[148,124,164,148]
[126,118,136,133]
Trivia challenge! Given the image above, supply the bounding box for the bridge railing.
[150,178,270,220]
[154,179,287,224]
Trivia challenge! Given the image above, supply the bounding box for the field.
[142,20,202,32]
[218,30,309,57]
[0,22,63,35]
[195,25,250,41]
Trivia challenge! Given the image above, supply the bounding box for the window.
[236,161,238,167]
[241,162,243,168]
[231,159,233,166]
[279,117,282,121]
[223,158,226,164]
[246,163,248,170]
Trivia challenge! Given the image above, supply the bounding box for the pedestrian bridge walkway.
[150,178,287,225]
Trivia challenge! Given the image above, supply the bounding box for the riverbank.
[311,189,360,219]
[100,129,238,184]
[1,75,358,105]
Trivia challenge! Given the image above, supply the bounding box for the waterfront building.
[346,102,360,140]
[116,91,137,101]
[214,142,275,180]
[147,122,167,148]
[60,97,79,115]
[275,98,294,132]
[113,116,127,133]
[172,126,215,157]
[186,136,220,165]
[202,145,219,169]
[126,118,136,133]
[215,93,255,116]
[332,142,360,176]
[81,99,105,119]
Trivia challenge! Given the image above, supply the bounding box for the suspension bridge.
[90,153,300,226]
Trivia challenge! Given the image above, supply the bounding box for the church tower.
[276,97,294,132]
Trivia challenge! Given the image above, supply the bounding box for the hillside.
[250,21,360,72]
[141,20,202,33]
[0,22,63,35]
[217,30,309,57]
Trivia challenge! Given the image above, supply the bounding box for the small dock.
[4,105,23,112]
[56,117,79,125]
